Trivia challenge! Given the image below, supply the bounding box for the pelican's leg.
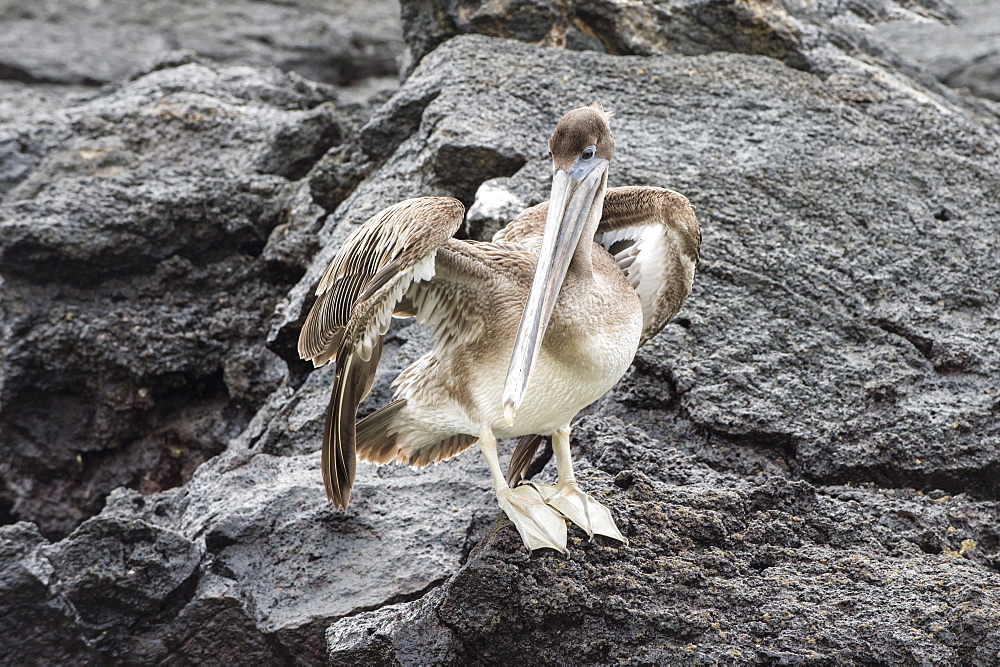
[479,426,567,554]
[531,426,627,544]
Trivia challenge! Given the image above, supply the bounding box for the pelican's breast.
[492,261,643,436]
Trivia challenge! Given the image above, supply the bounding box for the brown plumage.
[298,197,466,506]
[298,104,701,553]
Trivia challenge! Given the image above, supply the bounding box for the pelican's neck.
[566,173,608,281]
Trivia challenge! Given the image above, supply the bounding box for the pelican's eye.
[582,146,596,160]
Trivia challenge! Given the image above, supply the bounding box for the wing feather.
[300,197,465,507]
[390,238,530,398]
[298,197,465,365]
[597,186,701,346]
[492,202,546,244]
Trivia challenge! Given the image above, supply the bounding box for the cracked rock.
[329,438,1000,663]
[398,0,957,82]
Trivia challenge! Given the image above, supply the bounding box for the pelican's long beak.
[503,156,609,425]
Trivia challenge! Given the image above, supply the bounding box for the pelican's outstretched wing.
[298,197,466,508]
[503,186,701,485]
[299,197,465,367]
[597,186,701,346]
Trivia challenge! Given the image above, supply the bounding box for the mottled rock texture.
[2,0,999,664]
[330,456,1000,663]
[398,0,954,75]
[0,58,340,538]
[1,447,491,662]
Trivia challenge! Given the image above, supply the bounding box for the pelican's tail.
[356,400,477,467]
[506,433,546,486]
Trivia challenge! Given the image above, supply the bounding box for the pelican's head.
[503,103,614,425]
[547,103,615,174]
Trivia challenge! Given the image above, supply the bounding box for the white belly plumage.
[480,329,639,437]
[392,303,642,446]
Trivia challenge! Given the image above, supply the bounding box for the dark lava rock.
[4,1,1000,664]
[0,523,91,664]
[0,60,339,537]
[2,386,495,663]
[45,515,201,635]
[23,445,490,662]
[329,463,1000,664]
[0,0,404,87]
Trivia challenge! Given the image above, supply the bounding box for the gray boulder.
[877,0,1000,101]
[1,438,493,662]
[0,58,338,536]
[330,446,1000,663]
[0,522,92,664]
[397,0,955,78]
[0,0,403,87]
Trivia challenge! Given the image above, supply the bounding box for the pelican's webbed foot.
[479,425,567,554]
[497,485,568,554]
[530,481,627,544]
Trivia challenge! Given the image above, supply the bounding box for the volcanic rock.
[876,0,1000,101]
[0,59,338,536]
[3,1,1000,663]
[397,0,955,78]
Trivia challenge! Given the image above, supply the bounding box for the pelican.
[298,103,701,553]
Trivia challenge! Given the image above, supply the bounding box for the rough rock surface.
[330,422,1000,663]
[396,0,1000,127]
[0,58,341,536]
[0,446,491,662]
[3,0,1000,664]
[0,0,403,87]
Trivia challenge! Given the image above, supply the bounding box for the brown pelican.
[298,103,701,553]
